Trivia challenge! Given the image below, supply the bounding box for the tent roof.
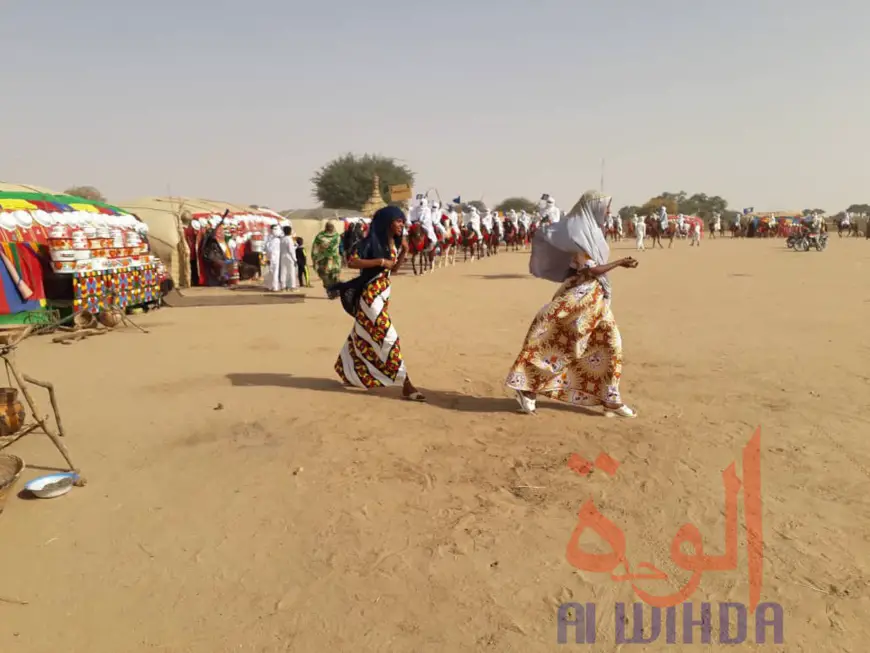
[0,180,61,194]
[281,208,364,220]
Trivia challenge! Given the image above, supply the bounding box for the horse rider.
[676,213,688,237]
[712,212,721,236]
[538,194,562,225]
[410,195,437,254]
[431,199,447,242]
[464,205,484,242]
[808,212,823,244]
[447,204,461,240]
[658,205,669,234]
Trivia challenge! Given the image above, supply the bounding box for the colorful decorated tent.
[115,197,294,288]
[0,186,141,322]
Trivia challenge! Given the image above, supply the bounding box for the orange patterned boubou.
[505,271,623,407]
[334,244,407,389]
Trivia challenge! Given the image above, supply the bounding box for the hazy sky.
[2,0,867,212]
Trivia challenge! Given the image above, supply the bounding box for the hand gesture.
[621,257,639,269]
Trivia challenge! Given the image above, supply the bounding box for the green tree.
[311,153,415,210]
[802,208,826,216]
[64,185,106,202]
[640,195,679,216]
[466,200,487,213]
[846,203,870,216]
[639,190,731,218]
[618,205,641,220]
[494,197,537,214]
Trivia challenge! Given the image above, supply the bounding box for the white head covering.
[529,190,613,297]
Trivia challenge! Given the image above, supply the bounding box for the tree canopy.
[311,154,415,210]
[636,191,731,219]
[64,185,106,202]
[846,203,870,215]
[494,197,537,214]
[466,200,487,213]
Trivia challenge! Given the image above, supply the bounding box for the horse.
[488,221,502,255]
[729,222,746,238]
[503,221,519,251]
[437,217,458,267]
[460,226,484,261]
[644,217,667,249]
[407,223,435,275]
[838,219,860,238]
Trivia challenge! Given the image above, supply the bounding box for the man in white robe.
[431,200,447,240]
[264,225,283,291]
[279,225,299,290]
[689,220,701,246]
[633,216,646,250]
[447,204,461,238]
[712,212,721,237]
[659,206,669,233]
[464,206,483,241]
[539,196,562,224]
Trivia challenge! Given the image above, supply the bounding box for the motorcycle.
[794,233,827,252]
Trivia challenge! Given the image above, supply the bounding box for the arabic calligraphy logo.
[565,427,763,610]
[559,428,783,644]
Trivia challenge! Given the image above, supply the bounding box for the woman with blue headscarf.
[505,190,639,417]
[329,206,426,401]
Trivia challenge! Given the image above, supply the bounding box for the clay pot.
[0,388,25,437]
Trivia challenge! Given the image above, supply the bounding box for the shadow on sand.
[226,373,601,416]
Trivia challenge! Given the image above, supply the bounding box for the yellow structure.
[360,175,386,217]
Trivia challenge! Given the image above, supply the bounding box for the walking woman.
[505,190,638,417]
[328,206,425,401]
[311,222,342,289]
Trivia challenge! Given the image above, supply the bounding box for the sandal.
[402,391,426,402]
[605,405,637,419]
[514,390,536,414]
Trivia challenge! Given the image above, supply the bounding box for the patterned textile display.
[72,264,162,314]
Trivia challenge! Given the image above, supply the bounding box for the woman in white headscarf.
[505,190,639,417]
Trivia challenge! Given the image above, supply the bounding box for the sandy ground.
[0,237,868,652]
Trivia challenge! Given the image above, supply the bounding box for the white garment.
[530,191,612,295]
[417,206,437,249]
[279,235,298,289]
[842,212,851,225]
[465,209,483,240]
[481,211,494,231]
[264,234,282,291]
[634,219,646,250]
[543,205,562,224]
[519,211,531,230]
[689,223,700,246]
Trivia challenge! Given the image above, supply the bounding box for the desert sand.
[0,237,868,652]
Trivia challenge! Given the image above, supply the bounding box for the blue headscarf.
[354,205,405,261]
[328,205,406,315]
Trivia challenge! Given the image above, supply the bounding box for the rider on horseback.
[410,194,437,254]
[430,199,447,242]
[464,205,484,242]
[538,194,562,225]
